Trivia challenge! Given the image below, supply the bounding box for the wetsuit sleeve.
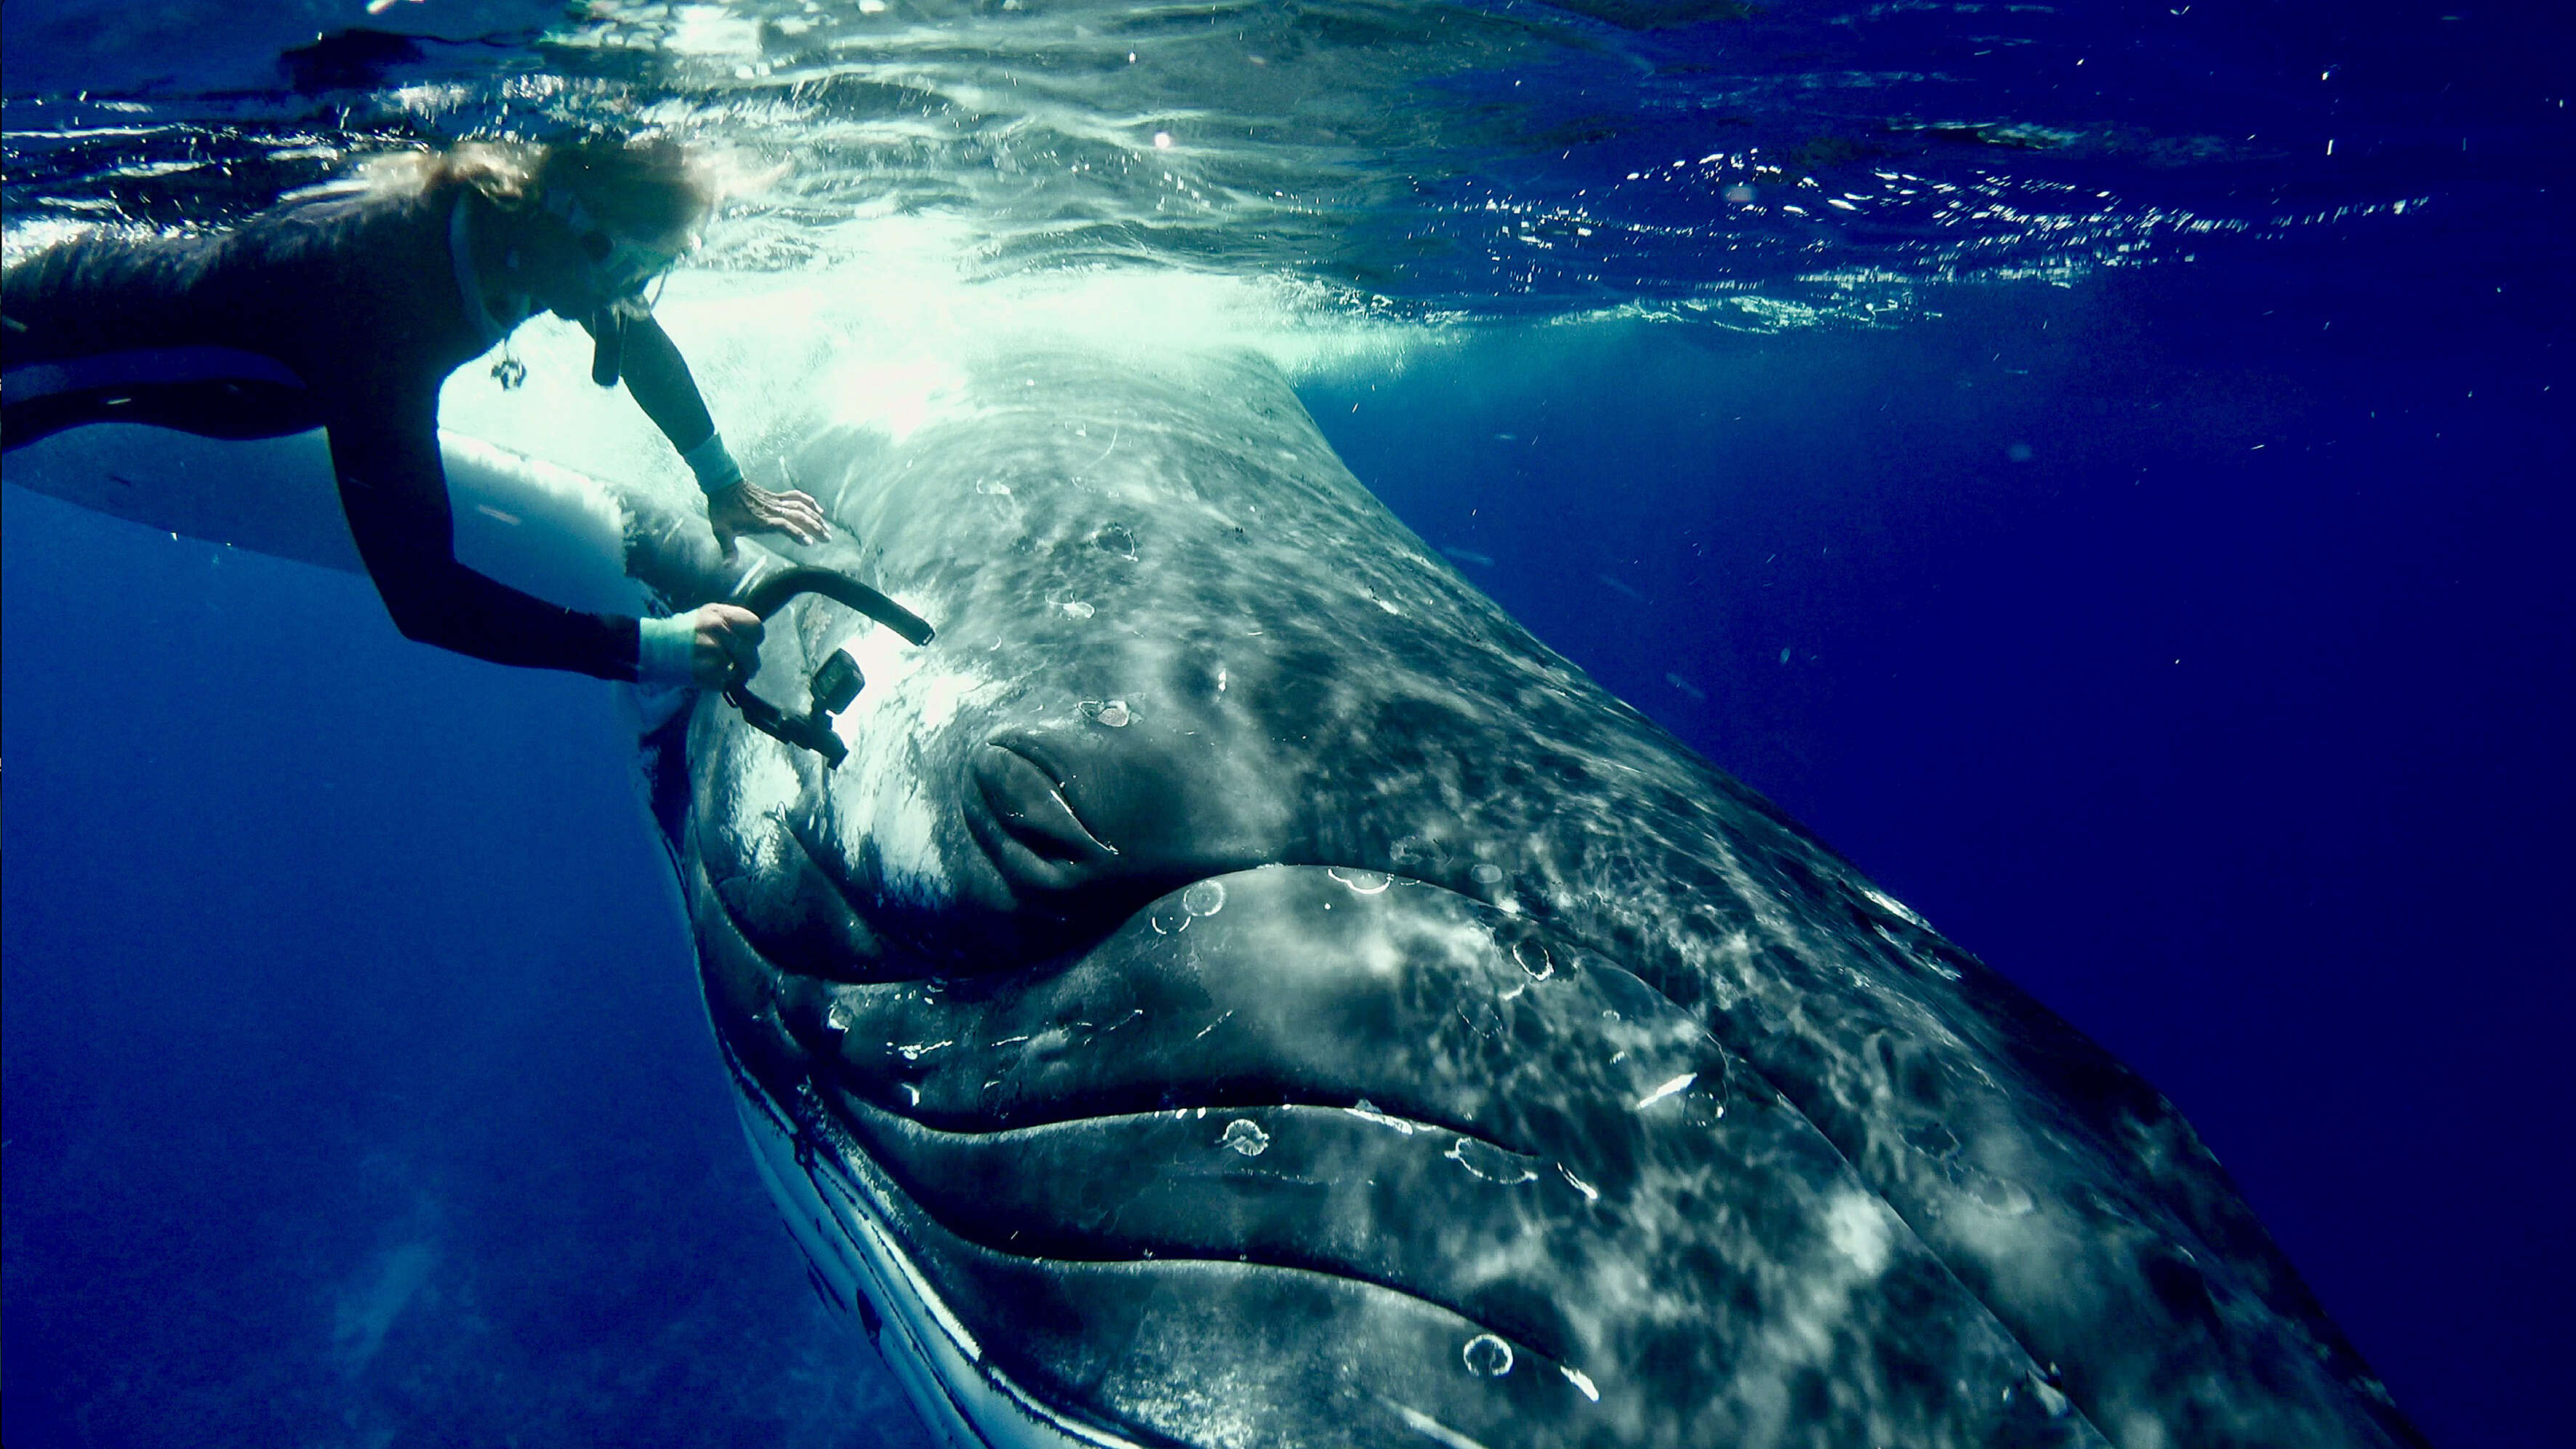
[325,382,642,681]
[603,311,718,452]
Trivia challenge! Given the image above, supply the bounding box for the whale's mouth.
[966,737,1126,896]
[960,727,1277,923]
[699,859,1738,1441]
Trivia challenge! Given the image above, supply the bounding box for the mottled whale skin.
[677,343,2420,1449]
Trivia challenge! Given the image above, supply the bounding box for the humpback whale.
[1,334,2420,1448]
[671,343,2422,1449]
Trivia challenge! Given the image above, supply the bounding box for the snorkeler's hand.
[709,479,830,561]
[687,603,766,689]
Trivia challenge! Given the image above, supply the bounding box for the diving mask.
[582,228,689,300]
[538,187,701,387]
[541,188,697,305]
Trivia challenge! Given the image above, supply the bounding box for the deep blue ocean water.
[5,3,2570,1446]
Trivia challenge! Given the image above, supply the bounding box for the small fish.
[1441,546,1495,568]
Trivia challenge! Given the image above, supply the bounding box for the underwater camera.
[721,566,934,768]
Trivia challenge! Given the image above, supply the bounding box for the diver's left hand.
[709,479,830,561]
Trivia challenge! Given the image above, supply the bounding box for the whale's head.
[676,345,2414,1449]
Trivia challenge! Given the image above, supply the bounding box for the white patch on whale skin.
[1861,885,1931,931]
[822,616,1000,908]
[1391,1402,1493,1449]
[1753,1190,1901,1397]
[728,739,805,875]
[1824,1191,1893,1277]
[1632,1072,1696,1111]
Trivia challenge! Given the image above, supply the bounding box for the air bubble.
[1081,699,1131,727]
[1061,601,1094,619]
[1328,867,1392,894]
[1469,863,1506,886]
[1181,880,1227,917]
[1219,1118,1270,1157]
[1462,1334,1514,1377]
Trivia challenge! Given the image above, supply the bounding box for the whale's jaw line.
[734,1060,1142,1449]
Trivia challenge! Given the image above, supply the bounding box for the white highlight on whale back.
[1632,1072,1696,1111]
[431,222,1445,497]
[1737,1189,1901,1442]
[1861,886,1931,931]
[1825,1190,1894,1277]
[1389,1402,1493,1449]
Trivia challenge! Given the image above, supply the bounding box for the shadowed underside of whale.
[671,344,2423,1449]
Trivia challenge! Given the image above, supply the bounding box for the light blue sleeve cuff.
[681,431,744,497]
[637,614,699,687]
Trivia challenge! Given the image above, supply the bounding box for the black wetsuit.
[1,180,718,681]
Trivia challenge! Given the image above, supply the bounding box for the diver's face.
[530,186,705,311]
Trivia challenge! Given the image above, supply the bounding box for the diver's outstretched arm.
[598,310,829,558]
[327,384,643,681]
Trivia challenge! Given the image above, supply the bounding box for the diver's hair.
[534,133,717,236]
[355,133,716,234]
[355,140,540,209]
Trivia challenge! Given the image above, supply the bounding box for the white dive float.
[3,420,653,617]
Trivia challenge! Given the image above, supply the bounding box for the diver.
[0,132,826,689]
